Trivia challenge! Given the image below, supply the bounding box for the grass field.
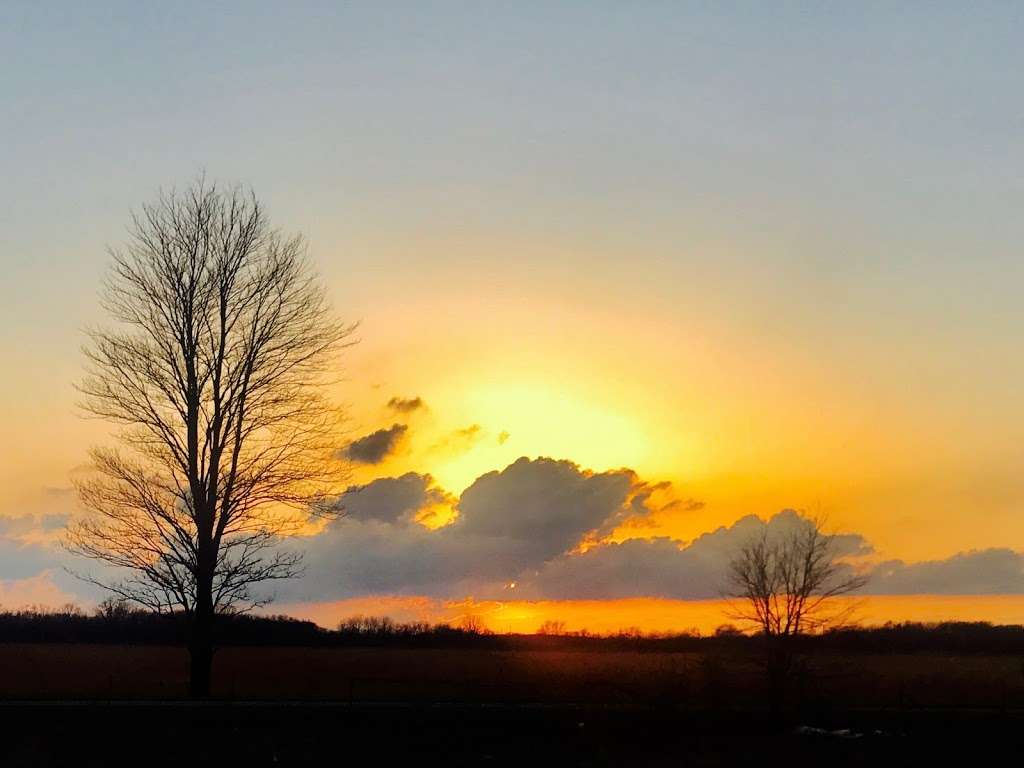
[3,643,1024,712]
[2,645,1024,765]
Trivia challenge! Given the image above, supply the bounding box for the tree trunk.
[189,640,212,698]
[189,571,215,698]
[765,636,793,717]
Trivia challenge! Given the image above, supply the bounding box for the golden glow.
[427,382,652,494]
[282,594,1024,636]
[4,235,1024,623]
[413,497,459,530]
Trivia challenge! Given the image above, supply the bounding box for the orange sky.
[3,5,1024,631]
[281,594,1024,636]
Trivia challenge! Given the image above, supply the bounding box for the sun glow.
[280,595,1024,637]
[424,382,656,494]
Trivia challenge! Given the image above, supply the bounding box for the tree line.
[1,604,1022,656]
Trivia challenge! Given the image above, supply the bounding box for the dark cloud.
[340,473,452,525]
[283,457,680,601]
[524,510,871,600]
[866,549,1024,595]
[5,456,1018,609]
[456,457,637,561]
[284,486,897,603]
[387,396,425,413]
[342,424,408,464]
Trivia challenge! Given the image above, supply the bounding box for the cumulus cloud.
[13,454,1015,610]
[342,424,408,464]
[284,457,683,602]
[283,473,909,604]
[387,396,425,413]
[456,458,638,560]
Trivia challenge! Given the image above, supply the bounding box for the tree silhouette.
[726,514,867,709]
[66,179,353,696]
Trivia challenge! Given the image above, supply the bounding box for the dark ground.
[3,624,1024,766]
[0,701,1021,767]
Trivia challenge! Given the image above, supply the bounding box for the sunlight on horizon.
[281,594,1024,636]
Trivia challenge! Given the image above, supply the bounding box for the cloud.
[284,479,900,604]
[284,457,683,602]
[15,454,1018,612]
[340,473,453,525]
[455,457,638,560]
[342,424,408,464]
[866,549,1024,595]
[497,431,510,445]
[524,509,871,600]
[387,396,425,413]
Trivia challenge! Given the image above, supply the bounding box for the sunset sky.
[2,3,1023,632]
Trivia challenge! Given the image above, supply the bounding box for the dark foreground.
[0,701,1021,767]
[3,642,1024,765]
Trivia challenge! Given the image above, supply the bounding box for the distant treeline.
[1,603,1024,654]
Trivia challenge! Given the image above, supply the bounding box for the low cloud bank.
[5,457,1024,608]
[286,457,1024,603]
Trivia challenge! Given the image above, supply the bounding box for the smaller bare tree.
[726,515,867,709]
[727,516,867,637]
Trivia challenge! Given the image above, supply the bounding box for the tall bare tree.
[66,180,353,696]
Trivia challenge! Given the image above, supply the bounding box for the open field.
[3,644,1024,764]
[3,643,1024,711]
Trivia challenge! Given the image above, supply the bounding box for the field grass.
[2,645,1024,765]
[3,643,1024,711]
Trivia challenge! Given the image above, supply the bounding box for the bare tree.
[66,180,353,696]
[727,515,866,637]
[726,514,867,708]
